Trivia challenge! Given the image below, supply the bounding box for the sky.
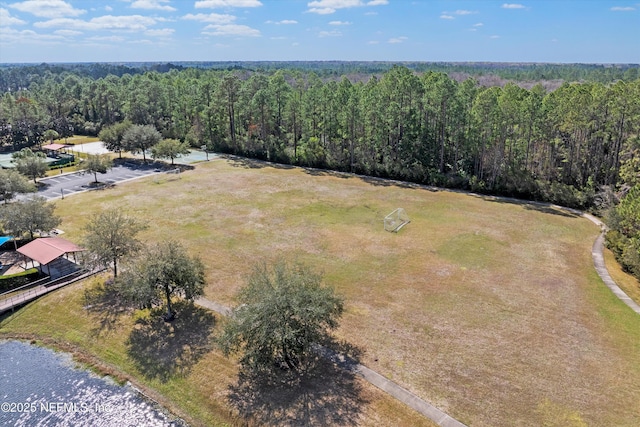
[0,0,638,64]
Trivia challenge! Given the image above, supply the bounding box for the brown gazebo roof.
[42,143,71,151]
[17,237,84,265]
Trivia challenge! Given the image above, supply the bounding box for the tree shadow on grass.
[126,300,216,381]
[226,155,295,170]
[479,195,582,218]
[228,340,367,426]
[83,280,133,338]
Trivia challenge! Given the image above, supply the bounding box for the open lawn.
[58,135,101,145]
[2,157,640,426]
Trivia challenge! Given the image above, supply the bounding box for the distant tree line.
[1,61,638,93]
[1,65,639,208]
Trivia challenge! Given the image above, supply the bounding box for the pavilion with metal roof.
[17,237,85,278]
[41,143,72,152]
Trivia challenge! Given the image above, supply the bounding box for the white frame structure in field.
[384,208,410,233]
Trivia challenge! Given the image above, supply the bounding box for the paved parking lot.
[14,143,218,202]
[21,162,163,201]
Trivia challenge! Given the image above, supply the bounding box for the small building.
[41,143,72,157]
[17,237,85,279]
[41,143,75,167]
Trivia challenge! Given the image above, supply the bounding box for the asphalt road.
[21,161,164,201]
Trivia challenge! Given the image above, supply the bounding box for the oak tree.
[82,153,113,183]
[82,209,147,278]
[13,148,48,184]
[119,240,205,321]
[0,196,61,239]
[122,124,162,162]
[0,169,35,204]
[219,261,344,374]
[150,138,190,165]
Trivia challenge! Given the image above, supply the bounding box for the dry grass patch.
[1,276,434,427]
[30,158,640,426]
[61,135,100,145]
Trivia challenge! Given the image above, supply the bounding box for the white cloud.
[153,16,175,22]
[329,20,351,25]
[145,28,174,36]
[441,9,477,18]
[10,0,86,18]
[266,19,298,24]
[34,15,158,31]
[88,35,126,42]
[0,8,26,26]
[502,3,526,9]
[182,13,236,24]
[367,40,379,44]
[473,22,483,27]
[610,6,635,11]
[203,23,260,36]
[388,36,407,44]
[131,0,177,12]
[53,29,81,36]
[307,0,386,15]
[307,8,332,14]
[449,9,477,15]
[490,35,500,38]
[309,0,361,7]
[0,26,65,43]
[319,29,342,37]
[195,0,262,8]
[128,39,153,44]
[105,6,113,12]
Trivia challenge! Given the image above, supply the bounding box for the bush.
[622,240,640,278]
[534,180,594,209]
[605,230,627,258]
[0,268,41,293]
[605,231,640,278]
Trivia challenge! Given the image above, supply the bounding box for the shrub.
[0,268,41,293]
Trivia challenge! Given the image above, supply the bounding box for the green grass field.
[2,157,640,426]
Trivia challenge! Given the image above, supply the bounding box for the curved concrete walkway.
[581,213,640,314]
[195,297,467,427]
[474,193,640,315]
[194,205,640,427]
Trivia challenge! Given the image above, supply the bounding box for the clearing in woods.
[4,157,640,427]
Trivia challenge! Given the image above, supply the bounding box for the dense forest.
[1,63,639,211]
[1,61,638,92]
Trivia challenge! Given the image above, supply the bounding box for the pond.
[0,340,186,426]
